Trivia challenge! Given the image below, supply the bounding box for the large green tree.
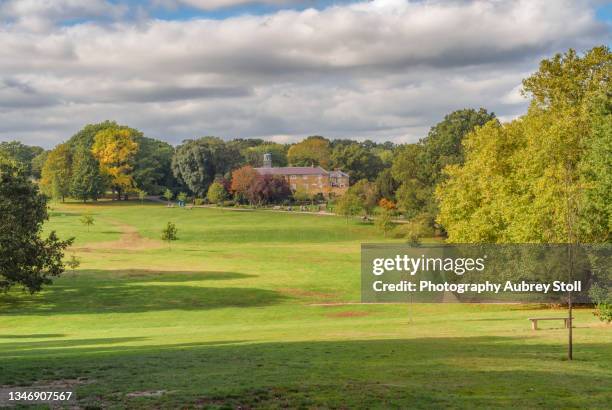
[330,143,384,183]
[392,108,495,220]
[0,163,72,292]
[133,137,176,195]
[172,137,241,197]
[70,148,107,202]
[437,46,611,243]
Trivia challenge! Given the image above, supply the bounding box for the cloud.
[155,0,297,11]
[0,0,608,147]
[0,0,126,31]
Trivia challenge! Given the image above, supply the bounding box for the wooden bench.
[528,317,574,330]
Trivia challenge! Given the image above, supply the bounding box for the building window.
[291,184,296,190]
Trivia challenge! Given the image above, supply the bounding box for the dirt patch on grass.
[125,390,167,398]
[74,220,163,252]
[279,288,337,302]
[326,311,370,318]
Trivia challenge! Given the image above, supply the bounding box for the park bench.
[528,317,574,330]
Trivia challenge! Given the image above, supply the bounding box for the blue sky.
[0,0,609,147]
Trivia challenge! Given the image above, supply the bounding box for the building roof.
[329,170,349,178]
[254,166,329,176]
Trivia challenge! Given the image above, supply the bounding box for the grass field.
[0,201,610,409]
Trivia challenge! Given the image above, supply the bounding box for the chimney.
[263,153,272,168]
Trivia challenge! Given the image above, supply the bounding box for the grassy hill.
[0,201,610,408]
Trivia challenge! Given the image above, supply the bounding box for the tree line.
[2,46,609,245]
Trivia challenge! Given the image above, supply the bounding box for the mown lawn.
[1,201,610,409]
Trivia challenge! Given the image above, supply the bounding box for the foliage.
[347,179,378,216]
[395,213,436,244]
[0,141,44,177]
[137,189,147,203]
[80,214,95,231]
[589,284,611,323]
[40,143,72,202]
[161,222,178,248]
[0,162,72,292]
[68,121,142,150]
[246,175,292,205]
[92,127,139,200]
[243,143,288,167]
[207,182,228,204]
[172,137,241,197]
[177,192,188,203]
[133,137,176,195]
[287,136,331,167]
[392,109,494,219]
[230,165,260,203]
[378,198,396,210]
[437,46,611,243]
[330,143,384,183]
[375,209,395,237]
[374,168,398,200]
[66,254,81,272]
[163,188,173,203]
[70,148,107,202]
[335,191,363,221]
[292,189,313,203]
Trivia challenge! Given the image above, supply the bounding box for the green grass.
[1,201,610,409]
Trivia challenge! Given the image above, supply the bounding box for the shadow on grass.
[0,334,66,339]
[0,270,282,315]
[0,336,610,408]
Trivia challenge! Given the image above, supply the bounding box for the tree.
[243,143,288,167]
[246,175,292,206]
[70,148,107,202]
[66,254,81,276]
[207,182,228,204]
[40,143,72,202]
[374,168,398,200]
[348,179,378,216]
[0,162,73,293]
[133,137,176,195]
[31,150,49,179]
[287,136,331,167]
[161,222,178,249]
[80,214,95,231]
[330,143,384,183]
[0,141,44,177]
[92,127,139,200]
[137,189,147,204]
[379,198,396,211]
[172,137,241,197]
[375,209,395,237]
[437,46,611,244]
[163,188,173,205]
[177,192,188,204]
[230,165,260,203]
[335,192,363,222]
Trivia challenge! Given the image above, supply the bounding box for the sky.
[0,0,609,148]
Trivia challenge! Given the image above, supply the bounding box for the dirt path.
[74,219,163,251]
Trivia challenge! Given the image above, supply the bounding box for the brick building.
[254,153,349,197]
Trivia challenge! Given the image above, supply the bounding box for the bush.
[194,198,204,206]
[589,284,612,323]
[221,200,235,207]
[394,213,435,243]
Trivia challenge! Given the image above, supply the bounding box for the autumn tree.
[246,175,291,205]
[40,143,72,202]
[230,165,260,203]
[92,127,139,200]
[287,136,331,168]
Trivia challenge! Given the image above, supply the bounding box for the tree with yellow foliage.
[92,127,139,200]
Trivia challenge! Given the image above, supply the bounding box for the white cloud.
[0,0,608,147]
